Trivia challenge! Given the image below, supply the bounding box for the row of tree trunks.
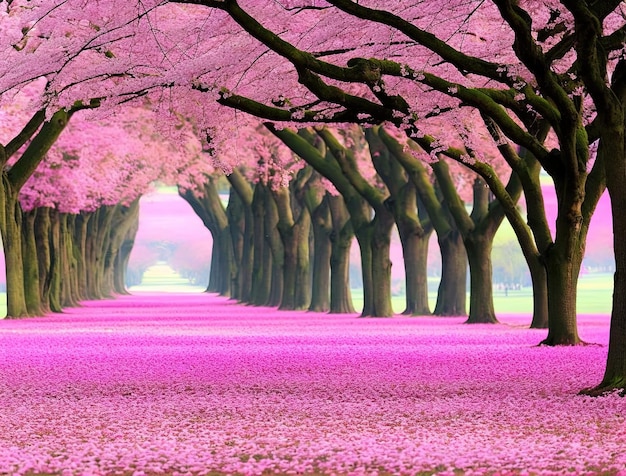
[3,201,139,319]
[365,128,433,316]
[181,160,358,314]
[185,119,593,343]
[183,127,561,325]
[268,125,466,317]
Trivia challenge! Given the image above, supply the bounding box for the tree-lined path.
[1,291,624,475]
[1,0,626,396]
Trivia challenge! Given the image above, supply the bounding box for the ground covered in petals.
[0,292,624,475]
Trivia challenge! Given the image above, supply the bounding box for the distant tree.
[492,240,530,288]
[12,106,203,314]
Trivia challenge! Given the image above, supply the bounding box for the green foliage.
[492,239,530,286]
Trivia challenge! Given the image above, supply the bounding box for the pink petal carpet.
[0,292,624,475]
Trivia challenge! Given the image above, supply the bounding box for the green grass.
[351,272,614,316]
[490,272,613,315]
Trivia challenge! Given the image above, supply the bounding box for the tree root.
[579,385,626,397]
[537,338,603,347]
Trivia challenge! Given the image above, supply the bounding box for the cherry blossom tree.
[12,105,206,315]
[0,1,188,316]
[373,118,529,324]
[179,123,330,311]
[159,0,616,343]
[0,84,85,317]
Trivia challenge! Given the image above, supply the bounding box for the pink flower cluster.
[0,293,624,475]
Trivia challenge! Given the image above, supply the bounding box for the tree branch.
[492,0,577,120]
[325,0,510,85]
[7,109,72,191]
[3,109,46,160]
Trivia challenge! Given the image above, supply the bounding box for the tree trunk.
[226,188,245,300]
[48,209,63,312]
[328,196,355,314]
[0,177,28,318]
[250,185,272,306]
[370,214,394,317]
[100,217,116,297]
[84,210,101,299]
[541,240,584,345]
[272,183,312,311]
[34,208,52,313]
[238,205,255,302]
[539,167,593,346]
[357,227,374,316]
[592,186,626,392]
[226,169,255,303]
[295,213,312,309]
[392,201,432,316]
[87,208,105,298]
[528,255,549,329]
[355,211,395,317]
[113,203,139,295]
[72,213,90,301]
[264,185,284,307]
[585,119,626,393]
[400,224,432,316]
[268,257,283,307]
[59,213,79,308]
[464,233,497,323]
[214,226,235,296]
[434,230,467,316]
[309,195,332,312]
[179,182,234,296]
[207,238,221,293]
[279,225,300,310]
[21,209,43,316]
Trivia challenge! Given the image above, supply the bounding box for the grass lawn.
[349,272,614,317]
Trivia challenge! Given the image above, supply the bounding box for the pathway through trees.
[0,292,623,475]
